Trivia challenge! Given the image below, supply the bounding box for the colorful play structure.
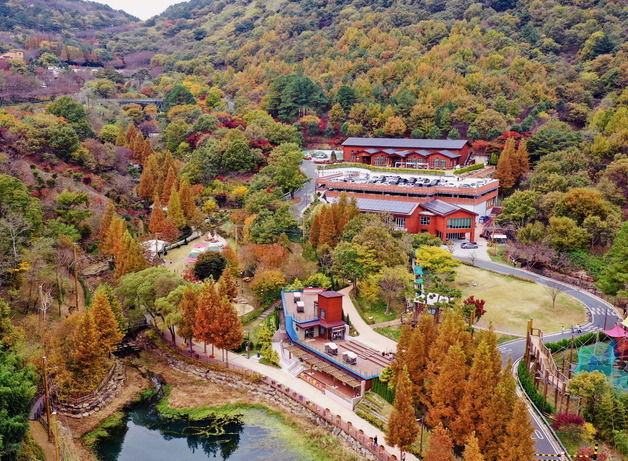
[184,232,226,263]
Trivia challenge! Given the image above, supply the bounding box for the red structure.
[354,197,477,241]
[342,137,472,169]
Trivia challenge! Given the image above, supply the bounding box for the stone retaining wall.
[55,360,125,418]
[152,347,379,460]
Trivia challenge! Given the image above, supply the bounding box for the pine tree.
[90,288,123,354]
[178,178,195,219]
[194,281,220,355]
[218,268,238,302]
[161,166,177,203]
[98,202,115,241]
[423,425,455,461]
[455,338,501,439]
[463,433,485,461]
[167,183,186,228]
[178,286,199,351]
[496,399,535,461]
[494,138,516,189]
[385,367,419,458]
[212,296,244,364]
[425,342,469,440]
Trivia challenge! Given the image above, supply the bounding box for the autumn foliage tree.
[178,285,200,351]
[90,288,123,354]
[385,366,419,458]
[193,281,219,355]
[494,137,516,190]
[212,296,244,364]
[423,425,456,461]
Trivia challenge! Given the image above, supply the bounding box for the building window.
[446,232,466,240]
[448,217,472,229]
[373,156,387,166]
[432,158,447,169]
[436,231,443,239]
[420,216,431,225]
[320,309,326,320]
[394,217,406,230]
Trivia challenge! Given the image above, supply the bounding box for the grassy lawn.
[350,294,398,325]
[486,244,513,266]
[374,326,402,342]
[454,265,585,335]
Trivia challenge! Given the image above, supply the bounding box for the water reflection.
[96,400,313,461]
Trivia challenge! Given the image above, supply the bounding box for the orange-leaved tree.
[212,296,244,365]
[90,288,123,354]
[385,366,419,459]
[463,432,485,461]
[194,281,220,355]
[178,285,200,351]
[423,425,456,461]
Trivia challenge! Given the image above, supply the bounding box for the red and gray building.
[341,137,472,169]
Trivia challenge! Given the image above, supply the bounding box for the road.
[292,159,317,218]
[458,256,622,457]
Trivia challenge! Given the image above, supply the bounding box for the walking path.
[166,329,416,461]
[338,287,398,353]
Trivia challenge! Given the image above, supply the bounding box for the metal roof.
[439,150,462,159]
[342,137,468,150]
[319,291,343,298]
[355,198,418,215]
[421,200,464,216]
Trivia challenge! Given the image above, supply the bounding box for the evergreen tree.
[194,281,220,354]
[494,138,516,189]
[90,289,123,354]
[463,433,485,461]
[496,399,535,461]
[423,425,456,461]
[212,296,244,364]
[385,367,419,458]
[218,268,238,302]
[167,184,186,228]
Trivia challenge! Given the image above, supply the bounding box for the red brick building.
[354,197,477,241]
[341,137,472,169]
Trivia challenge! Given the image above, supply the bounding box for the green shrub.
[545,333,605,354]
[518,360,555,414]
[355,409,385,430]
[453,163,485,175]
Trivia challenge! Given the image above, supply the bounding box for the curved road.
[458,257,622,457]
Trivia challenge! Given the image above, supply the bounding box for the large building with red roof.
[341,137,472,169]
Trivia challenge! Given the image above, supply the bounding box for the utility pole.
[524,319,533,365]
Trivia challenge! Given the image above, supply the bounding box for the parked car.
[461,242,479,249]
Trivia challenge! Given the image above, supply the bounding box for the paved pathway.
[292,159,317,218]
[167,328,416,461]
[338,287,398,353]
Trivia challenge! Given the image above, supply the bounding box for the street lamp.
[245,330,250,359]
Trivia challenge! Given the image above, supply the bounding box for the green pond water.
[95,400,323,461]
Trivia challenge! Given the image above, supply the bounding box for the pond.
[95,398,324,461]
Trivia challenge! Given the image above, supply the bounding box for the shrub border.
[317,162,446,175]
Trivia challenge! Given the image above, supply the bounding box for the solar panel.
[355,198,418,215]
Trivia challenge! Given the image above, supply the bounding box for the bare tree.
[545,285,561,310]
[469,251,477,266]
[0,211,32,259]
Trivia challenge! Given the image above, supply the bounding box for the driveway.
[291,159,317,219]
[451,238,491,262]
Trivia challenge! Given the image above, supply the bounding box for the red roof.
[603,325,628,339]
